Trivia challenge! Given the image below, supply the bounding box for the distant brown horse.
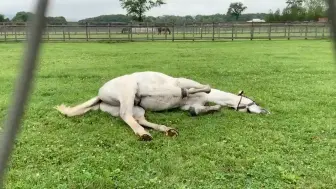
[121,27,131,34]
[158,27,171,35]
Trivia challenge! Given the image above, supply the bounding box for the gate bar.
[0,0,49,188]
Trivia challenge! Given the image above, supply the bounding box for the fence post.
[268,23,271,40]
[4,23,7,42]
[284,24,287,38]
[322,24,325,38]
[250,21,254,40]
[68,25,70,40]
[212,22,215,41]
[25,22,28,41]
[108,23,111,40]
[47,24,50,41]
[165,22,167,40]
[85,22,89,41]
[192,22,195,41]
[172,22,175,42]
[183,22,186,40]
[152,22,154,41]
[305,23,308,39]
[130,21,133,41]
[146,22,149,40]
[201,21,203,39]
[315,24,318,38]
[62,24,65,41]
[235,23,238,38]
[127,22,130,40]
[14,24,17,41]
[288,24,291,40]
[232,23,234,41]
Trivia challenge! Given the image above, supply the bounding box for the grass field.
[0,40,336,188]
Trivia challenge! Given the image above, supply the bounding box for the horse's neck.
[207,89,241,107]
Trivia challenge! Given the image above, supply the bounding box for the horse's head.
[234,90,270,114]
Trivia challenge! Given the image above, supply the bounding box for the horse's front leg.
[137,118,178,137]
[130,104,178,137]
[100,102,178,137]
[100,79,153,141]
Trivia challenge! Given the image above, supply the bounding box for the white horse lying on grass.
[55,71,269,141]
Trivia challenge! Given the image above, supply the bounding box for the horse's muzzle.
[260,109,270,114]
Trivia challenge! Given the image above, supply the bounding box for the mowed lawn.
[0,40,335,188]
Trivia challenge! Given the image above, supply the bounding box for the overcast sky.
[1,0,287,21]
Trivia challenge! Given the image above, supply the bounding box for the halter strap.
[235,93,256,111]
[236,94,243,111]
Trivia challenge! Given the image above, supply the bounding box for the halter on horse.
[235,90,270,114]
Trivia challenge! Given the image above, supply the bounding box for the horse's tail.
[55,96,101,117]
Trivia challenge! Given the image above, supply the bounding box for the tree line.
[77,13,268,25]
[0,0,329,25]
[0,11,67,25]
[265,0,328,22]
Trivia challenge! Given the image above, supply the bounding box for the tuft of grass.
[0,40,336,188]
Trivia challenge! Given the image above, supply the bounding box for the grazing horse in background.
[121,27,131,34]
[158,27,171,35]
[55,71,270,141]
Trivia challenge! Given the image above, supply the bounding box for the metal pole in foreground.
[0,0,49,188]
[328,0,336,60]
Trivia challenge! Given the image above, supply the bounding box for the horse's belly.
[139,96,182,111]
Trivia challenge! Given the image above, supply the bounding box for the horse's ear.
[238,90,244,96]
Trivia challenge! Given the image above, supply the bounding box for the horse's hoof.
[205,85,211,94]
[166,128,178,137]
[139,133,153,141]
[189,107,197,116]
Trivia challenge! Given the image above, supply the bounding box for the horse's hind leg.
[176,78,211,94]
[139,84,206,100]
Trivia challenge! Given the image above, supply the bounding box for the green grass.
[0,40,336,188]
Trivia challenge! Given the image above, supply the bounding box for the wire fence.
[0,21,332,42]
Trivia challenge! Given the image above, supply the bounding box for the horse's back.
[132,71,176,86]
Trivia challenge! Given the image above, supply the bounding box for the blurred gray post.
[328,0,336,58]
[0,0,49,188]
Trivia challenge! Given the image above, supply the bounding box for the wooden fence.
[0,21,332,42]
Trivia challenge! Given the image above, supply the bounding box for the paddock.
[0,40,335,188]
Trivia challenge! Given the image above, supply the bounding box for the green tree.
[0,14,5,22]
[282,0,306,21]
[46,16,67,25]
[227,2,247,21]
[303,0,327,20]
[12,11,34,22]
[286,0,304,8]
[119,0,165,22]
